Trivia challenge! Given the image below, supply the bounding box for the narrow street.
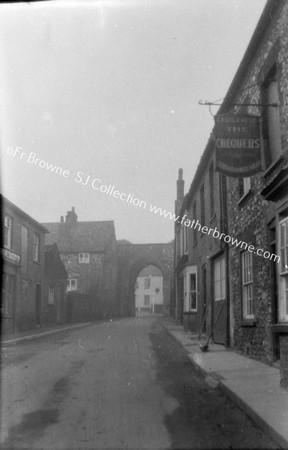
[1,317,278,449]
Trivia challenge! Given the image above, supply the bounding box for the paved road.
[0,317,278,449]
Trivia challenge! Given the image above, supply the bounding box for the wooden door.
[213,255,227,345]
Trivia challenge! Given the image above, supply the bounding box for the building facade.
[174,0,288,384]
[43,244,67,326]
[43,208,118,321]
[2,195,48,333]
[135,265,164,314]
[174,154,229,345]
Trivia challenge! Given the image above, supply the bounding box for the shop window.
[241,251,254,320]
[67,278,77,292]
[79,252,90,263]
[214,255,226,301]
[4,215,12,249]
[279,218,288,322]
[33,233,40,262]
[262,65,282,167]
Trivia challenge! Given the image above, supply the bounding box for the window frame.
[200,184,205,226]
[183,266,197,313]
[67,278,77,292]
[144,277,151,290]
[278,217,288,322]
[4,215,12,249]
[33,233,40,262]
[192,201,197,245]
[78,252,90,264]
[209,163,214,218]
[241,250,254,321]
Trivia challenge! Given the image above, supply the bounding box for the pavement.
[164,319,288,450]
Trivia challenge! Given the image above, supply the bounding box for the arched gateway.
[117,242,174,317]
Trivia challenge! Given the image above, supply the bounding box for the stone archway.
[117,242,174,317]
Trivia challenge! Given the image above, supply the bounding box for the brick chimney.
[65,207,78,225]
[175,168,185,219]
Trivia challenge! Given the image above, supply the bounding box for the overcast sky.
[0,0,266,243]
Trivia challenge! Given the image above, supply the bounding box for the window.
[200,184,205,225]
[241,251,254,320]
[4,216,12,249]
[209,163,214,217]
[193,202,197,245]
[144,277,151,290]
[48,286,55,304]
[79,252,90,263]
[144,295,150,306]
[262,65,282,166]
[214,255,226,301]
[21,225,29,274]
[180,211,188,255]
[279,218,288,322]
[239,177,251,199]
[189,273,197,311]
[183,224,188,254]
[33,233,40,262]
[67,278,77,292]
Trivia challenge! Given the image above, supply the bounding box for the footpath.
[164,318,288,449]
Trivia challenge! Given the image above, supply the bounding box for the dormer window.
[79,252,90,264]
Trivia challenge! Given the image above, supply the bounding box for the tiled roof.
[42,221,116,253]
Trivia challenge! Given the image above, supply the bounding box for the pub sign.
[214,113,262,177]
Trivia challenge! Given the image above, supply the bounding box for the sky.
[0,0,266,243]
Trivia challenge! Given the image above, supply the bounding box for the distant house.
[135,265,164,314]
[42,207,118,321]
[43,244,67,326]
[1,195,48,333]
